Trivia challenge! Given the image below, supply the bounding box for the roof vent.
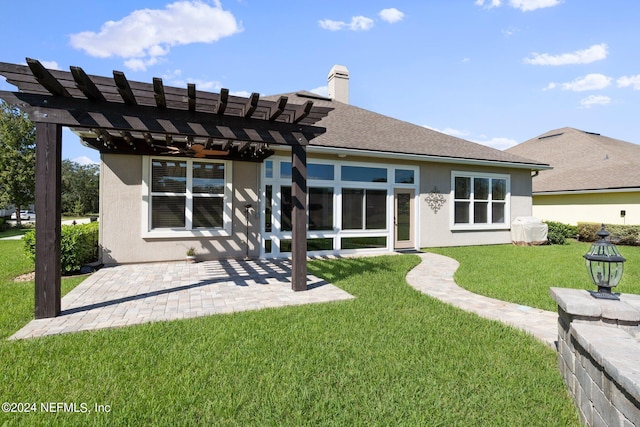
[538,133,564,140]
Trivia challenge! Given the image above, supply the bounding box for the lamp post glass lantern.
[583,225,626,300]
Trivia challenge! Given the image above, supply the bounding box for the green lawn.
[0,241,580,425]
[428,240,640,312]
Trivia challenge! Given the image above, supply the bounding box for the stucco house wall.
[99,153,261,264]
[420,162,532,247]
[533,191,640,226]
[99,148,538,264]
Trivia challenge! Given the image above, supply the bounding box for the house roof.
[506,127,640,193]
[265,91,549,169]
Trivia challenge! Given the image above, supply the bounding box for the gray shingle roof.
[506,127,640,192]
[266,91,548,168]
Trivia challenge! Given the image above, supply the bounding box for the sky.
[2,0,640,165]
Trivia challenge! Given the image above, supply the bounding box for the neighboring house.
[507,127,640,225]
[98,65,549,264]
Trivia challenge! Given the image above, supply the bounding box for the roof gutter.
[302,145,552,171]
[535,187,640,196]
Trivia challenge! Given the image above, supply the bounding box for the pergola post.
[291,143,307,291]
[34,122,62,318]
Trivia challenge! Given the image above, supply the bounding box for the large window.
[145,157,230,235]
[342,188,387,230]
[262,157,418,256]
[452,172,509,228]
[280,186,334,232]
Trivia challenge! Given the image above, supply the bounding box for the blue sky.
[2,0,640,164]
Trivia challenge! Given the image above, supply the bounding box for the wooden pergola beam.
[27,58,70,97]
[291,142,307,291]
[34,123,62,318]
[113,71,137,105]
[243,92,259,118]
[71,66,106,102]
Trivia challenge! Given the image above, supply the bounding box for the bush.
[544,221,577,245]
[577,222,640,246]
[23,221,99,274]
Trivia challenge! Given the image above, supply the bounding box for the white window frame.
[450,171,510,231]
[261,156,419,257]
[141,156,233,238]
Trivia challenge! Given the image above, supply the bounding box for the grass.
[0,244,579,426]
[428,240,640,312]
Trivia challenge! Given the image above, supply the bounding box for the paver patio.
[10,258,354,339]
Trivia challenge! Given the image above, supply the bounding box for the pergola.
[0,58,332,319]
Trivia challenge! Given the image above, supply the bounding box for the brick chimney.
[327,65,349,104]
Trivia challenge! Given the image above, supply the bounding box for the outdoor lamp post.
[583,224,626,300]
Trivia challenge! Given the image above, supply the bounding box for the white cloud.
[561,73,611,92]
[475,0,502,8]
[379,8,405,23]
[543,82,557,91]
[425,125,517,149]
[319,16,373,31]
[502,27,519,37]
[580,95,611,108]
[350,16,375,31]
[310,85,329,97]
[475,137,519,150]
[229,90,251,97]
[318,19,346,31]
[73,156,99,165]
[40,61,61,70]
[524,43,607,66]
[320,8,403,32]
[617,74,640,90]
[69,0,242,71]
[509,0,562,11]
[476,0,560,11]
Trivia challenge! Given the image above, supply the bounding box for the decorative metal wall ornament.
[425,186,446,213]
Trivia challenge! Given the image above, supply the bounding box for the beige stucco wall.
[99,154,261,264]
[100,151,536,262]
[533,191,640,225]
[419,163,533,247]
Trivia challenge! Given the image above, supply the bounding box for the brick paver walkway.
[406,252,557,348]
[10,252,558,347]
[10,258,354,339]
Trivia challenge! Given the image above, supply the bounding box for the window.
[280,186,334,231]
[342,188,387,230]
[280,162,334,180]
[452,172,509,228]
[342,165,387,183]
[145,157,230,236]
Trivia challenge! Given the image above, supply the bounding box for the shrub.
[577,222,600,242]
[577,222,640,246]
[23,221,99,274]
[544,221,577,245]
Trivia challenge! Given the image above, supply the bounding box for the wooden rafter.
[243,92,259,118]
[216,88,229,115]
[71,66,106,102]
[113,71,137,105]
[269,96,287,121]
[153,78,166,109]
[26,58,70,97]
[187,83,196,112]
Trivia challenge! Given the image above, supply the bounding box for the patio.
[10,258,354,339]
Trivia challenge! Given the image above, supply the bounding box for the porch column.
[291,143,307,291]
[34,122,62,318]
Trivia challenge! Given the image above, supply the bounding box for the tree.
[62,159,100,216]
[0,102,36,226]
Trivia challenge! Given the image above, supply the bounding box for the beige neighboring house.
[507,127,640,226]
[98,66,549,264]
